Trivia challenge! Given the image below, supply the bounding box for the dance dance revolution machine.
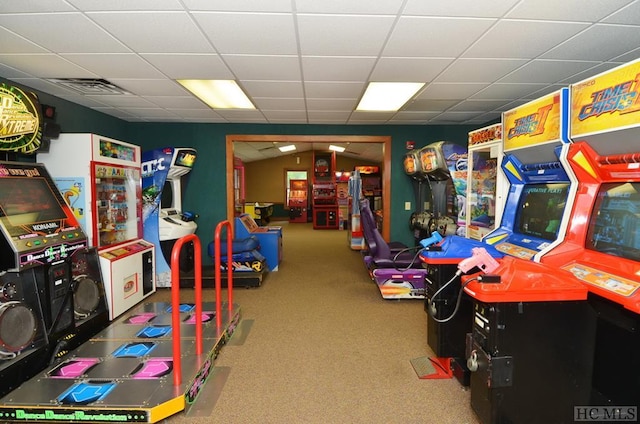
[142,147,198,287]
[0,161,108,398]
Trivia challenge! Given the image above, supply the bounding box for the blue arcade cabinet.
[235,214,282,272]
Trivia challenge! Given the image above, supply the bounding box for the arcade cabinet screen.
[586,182,640,262]
[515,183,570,241]
[0,177,68,234]
[161,183,173,209]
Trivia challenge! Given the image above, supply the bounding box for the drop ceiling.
[1,0,640,162]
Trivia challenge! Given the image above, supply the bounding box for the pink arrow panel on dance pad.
[49,358,101,378]
[131,358,173,379]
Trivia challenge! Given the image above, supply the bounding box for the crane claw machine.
[38,134,155,320]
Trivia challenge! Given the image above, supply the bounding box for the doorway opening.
[225,134,391,241]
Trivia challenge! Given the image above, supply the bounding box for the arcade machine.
[483,88,573,261]
[465,123,506,241]
[288,179,308,223]
[234,213,282,273]
[312,151,339,229]
[141,147,198,288]
[347,169,365,250]
[0,161,108,398]
[38,134,156,320]
[407,141,468,243]
[460,88,602,424]
[541,59,640,408]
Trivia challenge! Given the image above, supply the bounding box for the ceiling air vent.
[47,78,131,95]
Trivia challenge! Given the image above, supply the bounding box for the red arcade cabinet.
[542,59,640,408]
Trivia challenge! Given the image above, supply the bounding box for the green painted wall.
[3,77,483,255]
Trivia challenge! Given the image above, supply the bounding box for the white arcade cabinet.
[38,134,156,320]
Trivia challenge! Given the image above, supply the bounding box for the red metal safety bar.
[170,234,203,387]
[214,220,234,328]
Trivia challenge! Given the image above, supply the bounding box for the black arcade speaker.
[69,247,109,347]
[0,272,49,397]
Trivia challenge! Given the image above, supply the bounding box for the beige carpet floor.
[154,222,481,424]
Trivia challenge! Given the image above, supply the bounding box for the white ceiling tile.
[108,79,187,96]
[61,54,166,79]
[391,111,442,121]
[557,63,624,84]
[141,54,233,79]
[143,96,207,109]
[263,110,308,121]
[0,0,75,13]
[193,12,298,55]
[56,94,113,108]
[242,81,304,98]
[541,24,640,61]
[371,57,454,82]
[431,111,484,122]
[163,109,225,120]
[223,55,301,80]
[403,99,460,111]
[304,82,364,98]
[252,98,306,110]
[302,56,377,81]
[306,98,357,111]
[471,83,548,100]
[0,54,98,78]
[297,15,396,56]
[384,17,495,57]
[522,84,568,100]
[0,13,129,53]
[88,107,138,119]
[435,58,528,83]
[0,64,33,78]
[66,0,183,11]
[295,0,404,14]
[121,108,181,119]
[182,0,293,13]
[349,111,395,120]
[498,60,599,83]
[87,11,214,53]
[449,100,511,111]
[463,20,589,58]
[506,0,634,21]
[9,77,80,97]
[0,28,48,54]
[215,109,268,122]
[83,94,157,108]
[307,111,350,121]
[403,0,520,17]
[418,82,488,99]
[603,1,640,24]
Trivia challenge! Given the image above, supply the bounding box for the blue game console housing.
[483,147,571,260]
[419,235,504,264]
[234,214,283,272]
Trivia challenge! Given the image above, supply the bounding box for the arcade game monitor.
[484,152,571,261]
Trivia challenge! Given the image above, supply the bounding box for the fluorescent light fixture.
[356,82,425,111]
[329,145,345,152]
[278,144,296,153]
[177,79,255,109]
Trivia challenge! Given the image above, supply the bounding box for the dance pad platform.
[0,301,241,423]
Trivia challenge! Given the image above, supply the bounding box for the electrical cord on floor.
[427,273,478,324]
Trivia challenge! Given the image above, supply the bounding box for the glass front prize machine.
[38,134,155,320]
